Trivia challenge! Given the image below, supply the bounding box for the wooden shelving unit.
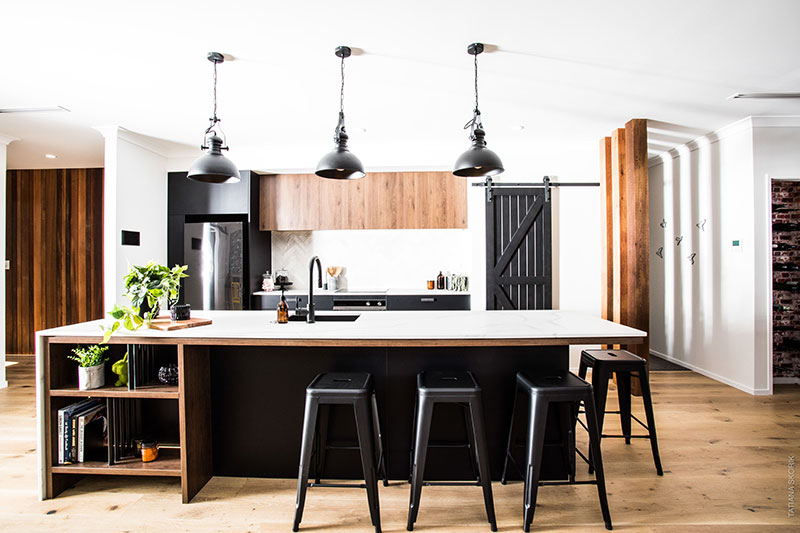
[42,340,211,503]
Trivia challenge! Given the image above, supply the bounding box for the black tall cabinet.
[167,171,271,309]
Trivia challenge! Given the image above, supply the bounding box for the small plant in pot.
[101,262,188,343]
[69,345,110,390]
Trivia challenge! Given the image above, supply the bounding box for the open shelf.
[51,447,181,477]
[50,384,179,399]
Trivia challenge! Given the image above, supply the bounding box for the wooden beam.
[610,128,627,327]
[623,118,650,369]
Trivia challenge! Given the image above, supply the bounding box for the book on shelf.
[57,399,106,464]
[57,398,95,465]
[77,403,106,462]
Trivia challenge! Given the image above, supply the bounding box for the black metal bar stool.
[293,372,385,533]
[579,349,663,476]
[407,371,497,532]
[501,372,612,532]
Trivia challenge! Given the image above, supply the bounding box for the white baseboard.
[649,349,770,396]
[0,380,7,389]
[774,377,800,385]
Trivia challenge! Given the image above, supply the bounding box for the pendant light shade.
[188,52,240,184]
[316,46,365,180]
[453,43,504,178]
[187,134,240,183]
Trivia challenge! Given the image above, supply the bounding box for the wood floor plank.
[3,356,798,531]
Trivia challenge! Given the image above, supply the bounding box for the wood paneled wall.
[259,172,467,231]
[600,119,650,382]
[6,168,104,354]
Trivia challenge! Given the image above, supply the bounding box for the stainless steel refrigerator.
[183,221,245,310]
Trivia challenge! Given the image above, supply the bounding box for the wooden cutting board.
[148,316,213,331]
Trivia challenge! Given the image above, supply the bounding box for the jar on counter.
[141,441,159,462]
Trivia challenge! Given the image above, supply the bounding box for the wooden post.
[601,119,649,394]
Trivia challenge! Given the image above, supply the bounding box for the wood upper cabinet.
[259,171,467,230]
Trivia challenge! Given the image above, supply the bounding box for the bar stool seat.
[293,372,385,533]
[579,349,663,476]
[407,371,497,532]
[502,371,612,532]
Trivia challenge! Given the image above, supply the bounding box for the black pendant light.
[453,43,504,177]
[188,52,240,184]
[315,46,365,180]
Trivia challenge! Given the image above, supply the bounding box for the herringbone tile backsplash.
[271,229,471,290]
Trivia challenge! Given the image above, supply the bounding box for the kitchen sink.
[287,314,360,322]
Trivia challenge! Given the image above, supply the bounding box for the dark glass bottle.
[773,242,798,251]
[774,281,800,292]
[436,271,445,290]
[773,263,800,271]
[277,291,289,324]
[773,222,800,232]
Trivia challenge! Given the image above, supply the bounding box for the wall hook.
[656,247,664,259]
[660,219,667,228]
[675,236,683,246]
[688,252,696,264]
[696,219,707,231]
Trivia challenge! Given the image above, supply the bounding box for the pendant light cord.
[212,59,218,124]
[474,51,479,113]
[340,54,346,116]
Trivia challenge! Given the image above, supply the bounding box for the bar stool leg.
[578,358,588,380]
[558,402,576,482]
[616,371,632,445]
[523,395,548,533]
[463,403,481,483]
[583,393,613,531]
[371,393,389,486]
[468,397,498,532]
[638,368,664,476]
[588,367,610,475]
[407,396,434,531]
[314,404,330,484]
[354,397,381,533]
[501,384,521,485]
[408,393,418,483]
[293,397,320,532]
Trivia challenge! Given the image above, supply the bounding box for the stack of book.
[57,399,106,464]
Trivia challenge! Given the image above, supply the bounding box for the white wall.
[97,127,168,308]
[0,135,15,389]
[649,116,800,395]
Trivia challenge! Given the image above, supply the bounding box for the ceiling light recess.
[454,43,504,178]
[315,45,365,180]
[728,92,800,99]
[187,52,240,184]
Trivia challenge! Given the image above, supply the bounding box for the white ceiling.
[2,0,800,173]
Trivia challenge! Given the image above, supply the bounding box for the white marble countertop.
[37,310,644,345]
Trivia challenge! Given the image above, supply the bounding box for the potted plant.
[68,345,110,390]
[101,262,188,343]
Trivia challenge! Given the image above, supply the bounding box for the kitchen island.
[36,310,645,502]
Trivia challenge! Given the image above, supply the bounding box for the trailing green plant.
[100,262,188,343]
[68,345,110,368]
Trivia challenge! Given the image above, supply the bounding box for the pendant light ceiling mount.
[315,45,365,180]
[187,51,240,184]
[453,42,504,178]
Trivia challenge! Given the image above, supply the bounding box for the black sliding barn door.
[486,187,552,310]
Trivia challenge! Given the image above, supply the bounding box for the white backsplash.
[270,229,471,291]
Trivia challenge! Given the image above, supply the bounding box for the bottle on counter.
[436,271,445,290]
[277,290,289,324]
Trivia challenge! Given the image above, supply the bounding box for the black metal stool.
[579,349,663,476]
[293,372,386,533]
[501,372,612,532]
[407,371,497,532]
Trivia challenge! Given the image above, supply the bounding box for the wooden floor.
[1,356,798,532]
